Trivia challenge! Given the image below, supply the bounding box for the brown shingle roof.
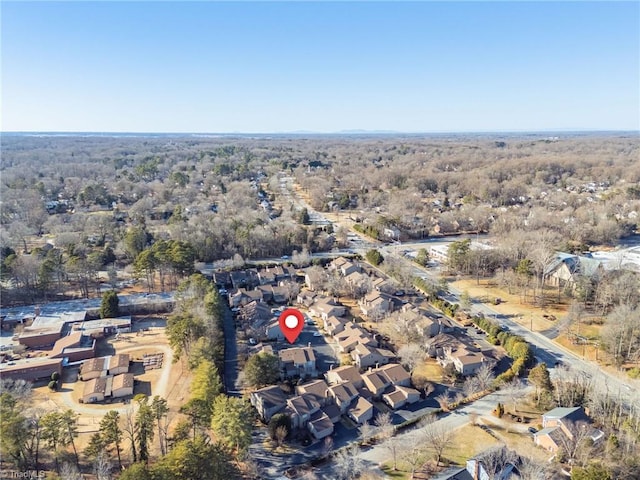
[111,354,130,370]
[328,365,362,385]
[377,363,410,385]
[111,373,134,390]
[279,347,315,365]
[83,377,108,397]
[80,357,107,375]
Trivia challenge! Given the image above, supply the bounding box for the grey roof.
[543,406,588,422]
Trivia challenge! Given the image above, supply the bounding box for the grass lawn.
[478,418,550,463]
[380,465,410,479]
[413,359,444,382]
[445,424,500,466]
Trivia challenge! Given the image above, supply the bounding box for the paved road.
[379,248,640,405]
[221,303,240,395]
[312,388,525,479]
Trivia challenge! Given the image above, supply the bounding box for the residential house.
[438,341,492,376]
[383,386,421,409]
[545,253,604,289]
[287,394,321,429]
[265,320,284,340]
[309,297,346,320]
[348,396,374,424]
[449,348,489,376]
[297,289,317,308]
[359,291,394,317]
[324,316,348,336]
[362,370,391,398]
[330,257,359,276]
[437,447,523,480]
[321,404,342,424]
[230,271,250,289]
[229,289,264,307]
[256,285,274,303]
[238,300,272,331]
[325,365,364,388]
[258,269,278,285]
[296,379,329,406]
[250,385,287,422]
[271,285,289,304]
[371,276,394,294]
[327,382,359,413]
[212,271,232,289]
[376,363,411,387]
[335,323,376,353]
[343,270,369,288]
[534,406,604,453]
[279,347,317,379]
[304,270,324,292]
[307,411,334,440]
[351,343,395,369]
[416,315,442,338]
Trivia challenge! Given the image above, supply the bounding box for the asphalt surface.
[221,303,240,395]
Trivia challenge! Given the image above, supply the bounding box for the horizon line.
[2,128,639,136]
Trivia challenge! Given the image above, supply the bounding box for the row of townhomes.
[249,257,423,441]
[250,362,417,441]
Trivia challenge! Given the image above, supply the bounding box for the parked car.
[528,427,538,434]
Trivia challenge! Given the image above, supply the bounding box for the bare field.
[450,278,566,332]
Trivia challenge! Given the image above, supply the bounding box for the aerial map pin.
[278,308,305,344]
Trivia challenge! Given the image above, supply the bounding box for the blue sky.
[2,1,639,133]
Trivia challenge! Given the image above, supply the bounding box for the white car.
[313,332,323,337]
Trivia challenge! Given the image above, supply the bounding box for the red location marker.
[278,308,305,344]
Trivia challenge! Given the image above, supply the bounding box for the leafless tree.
[601,304,640,367]
[60,461,83,480]
[397,343,423,375]
[359,422,375,444]
[474,363,495,392]
[334,444,364,480]
[399,436,429,480]
[503,378,526,413]
[555,420,594,466]
[93,450,113,480]
[553,365,593,407]
[292,248,311,267]
[475,446,518,480]
[420,415,453,466]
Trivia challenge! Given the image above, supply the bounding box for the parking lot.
[269,312,340,373]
